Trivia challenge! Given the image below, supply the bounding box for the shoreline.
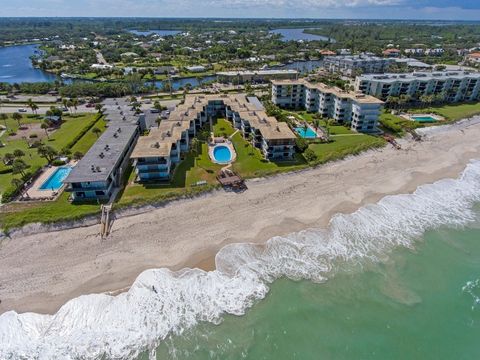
[1,118,480,315]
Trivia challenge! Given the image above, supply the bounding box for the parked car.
[85,103,95,108]
[61,107,68,112]
[150,109,160,113]
[18,108,27,112]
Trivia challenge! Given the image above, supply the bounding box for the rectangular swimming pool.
[39,166,72,191]
[295,127,317,139]
[411,115,437,123]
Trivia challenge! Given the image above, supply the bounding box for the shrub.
[295,138,308,152]
[1,185,19,203]
[52,159,66,166]
[303,148,318,162]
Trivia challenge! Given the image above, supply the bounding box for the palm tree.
[303,121,309,136]
[27,98,35,114]
[155,117,162,128]
[0,113,8,129]
[73,151,83,161]
[66,99,74,115]
[190,137,199,155]
[31,103,39,115]
[12,159,30,178]
[324,119,332,141]
[248,132,255,155]
[95,103,104,114]
[41,122,50,139]
[72,98,78,114]
[313,118,320,138]
[92,127,102,138]
[11,177,23,192]
[12,112,22,128]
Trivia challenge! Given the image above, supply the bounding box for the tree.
[303,122,309,136]
[13,149,25,158]
[2,152,15,165]
[11,177,23,191]
[324,119,333,141]
[27,98,38,115]
[0,113,8,129]
[248,132,255,155]
[37,145,58,164]
[155,117,162,128]
[12,159,30,178]
[41,122,50,139]
[92,127,102,138]
[12,112,22,128]
[66,99,74,114]
[95,103,104,114]
[153,100,162,112]
[190,137,199,155]
[72,97,78,114]
[73,151,84,160]
[31,103,39,115]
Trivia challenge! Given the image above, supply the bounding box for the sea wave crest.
[1,160,480,359]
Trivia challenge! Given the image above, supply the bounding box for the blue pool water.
[213,146,232,163]
[40,167,72,190]
[295,127,317,138]
[412,115,437,123]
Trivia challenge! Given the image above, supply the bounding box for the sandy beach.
[1,118,480,315]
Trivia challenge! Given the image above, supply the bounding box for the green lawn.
[0,113,102,194]
[308,134,386,165]
[0,117,385,231]
[413,102,480,121]
[288,111,354,135]
[0,192,101,232]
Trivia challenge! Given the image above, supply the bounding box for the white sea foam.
[1,160,480,359]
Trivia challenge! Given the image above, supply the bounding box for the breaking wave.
[1,160,480,359]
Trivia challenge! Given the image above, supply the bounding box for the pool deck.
[23,162,75,201]
[401,113,445,123]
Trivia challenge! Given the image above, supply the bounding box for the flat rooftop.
[272,79,383,104]
[131,93,296,158]
[65,124,138,183]
[358,71,480,82]
[217,69,298,76]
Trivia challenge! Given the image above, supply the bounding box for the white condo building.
[323,55,394,77]
[355,71,480,102]
[271,79,384,133]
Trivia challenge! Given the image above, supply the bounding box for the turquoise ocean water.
[150,221,480,359]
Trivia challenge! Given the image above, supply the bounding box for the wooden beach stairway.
[100,204,112,239]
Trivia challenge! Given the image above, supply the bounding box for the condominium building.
[130,94,296,181]
[271,79,384,133]
[216,69,298,84]
[64,99,143,201]
[355,71,480,102]
[323,55,394,76]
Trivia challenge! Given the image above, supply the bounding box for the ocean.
[1,160,480,359]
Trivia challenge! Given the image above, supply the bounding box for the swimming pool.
[212,145,233,164]
[40,166,72,190]
[411,115,437,123]
[295,127,317,138]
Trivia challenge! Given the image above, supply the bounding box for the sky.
[0,0,480,20]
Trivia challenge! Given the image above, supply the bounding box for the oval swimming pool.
[213,145,233,164]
